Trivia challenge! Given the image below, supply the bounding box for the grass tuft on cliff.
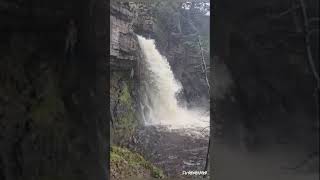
[110,146,165,180]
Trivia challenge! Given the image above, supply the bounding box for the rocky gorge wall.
[110,2,143,146]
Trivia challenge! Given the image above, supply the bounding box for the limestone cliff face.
[131,2,155,37]
[110,2,138,70]
[110,2,142,146]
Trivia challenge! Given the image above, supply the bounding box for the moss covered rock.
[110,146,165,180]
[110,71,138,146]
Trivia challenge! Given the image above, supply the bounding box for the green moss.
[151,167,165,179]
[110,146,165,179]
[110,151,122,162]
[118,110,135,127]
[119,84,132,106]
[110,71,138,145]
[112,109,137,146]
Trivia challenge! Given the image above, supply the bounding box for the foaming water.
[137,35,209,131]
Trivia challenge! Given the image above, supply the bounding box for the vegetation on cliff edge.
[110,146,165,179]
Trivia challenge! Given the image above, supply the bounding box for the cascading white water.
[137,35,209,131]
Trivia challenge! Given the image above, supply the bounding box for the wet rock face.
[110,2,142,146]
[110,2,139,70]
[131,3,154,37]
[110,71,139,146]
[110,2,154,72]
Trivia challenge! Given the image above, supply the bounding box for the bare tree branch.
[198,35,210,91]
[270,5,301,18]
[298,0,320,84]
[308,28,319,37]
[308,17,320,24]
[203,138,210,178]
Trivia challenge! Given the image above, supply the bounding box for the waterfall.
[137,35,209,131]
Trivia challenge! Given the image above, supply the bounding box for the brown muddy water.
[128,126,210,179]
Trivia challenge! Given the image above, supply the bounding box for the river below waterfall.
[133,35,210,179]
[129,126,209,179]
